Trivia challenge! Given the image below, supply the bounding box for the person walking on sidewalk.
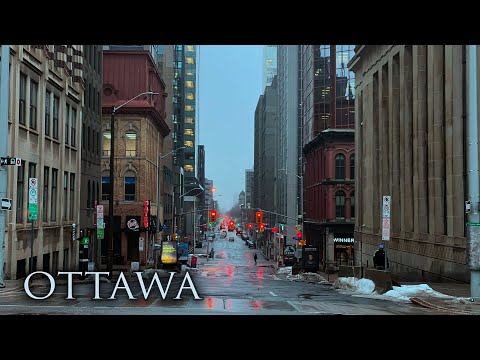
[254,253,258,265]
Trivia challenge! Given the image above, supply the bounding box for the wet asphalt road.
[0,232,439,315]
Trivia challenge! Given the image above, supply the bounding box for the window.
[43,167,49,222]
[351,192,355,219]
[19,73,27,125]
[87,180,91,209]
[97,131,101,155]
[30,80,38,130]
[186,45,194,52]
[63,172,68,221]
[185,57,194,64]
[96,182,99,206]
[185,117,194,124]
[53,95,59,139]
[103,131,110,156]
[184,140,193,148]
[102,174,110,200]
[124,172,136,201]
[350,155,355,180]
[45,90,51,136]
[335,154,345,180]
[184,129,194,136]
[125,131,136,156]
[70,173,75,220]
[16,161,25,223]
[87,126,91,151]
[51,169,58,221]
[185,93,194,100]
[71,108,76,147]
[335,191,346,219]
[185,105,194,112]
[65,104,69,144]
[82,123,86,149]
[184,165,194,172]
[185,81,194,88]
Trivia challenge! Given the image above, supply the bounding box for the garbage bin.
[191,255,197,268]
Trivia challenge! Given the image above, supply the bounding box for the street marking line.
[269,291,278,297]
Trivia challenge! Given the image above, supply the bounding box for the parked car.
[247,240,255,248]
[229,236,235,242]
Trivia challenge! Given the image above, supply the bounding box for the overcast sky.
[198,45,263,212]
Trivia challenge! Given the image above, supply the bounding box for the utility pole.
[467,45,480,301]
[0,45,10,287]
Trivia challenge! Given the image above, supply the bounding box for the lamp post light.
[107,91,159,277]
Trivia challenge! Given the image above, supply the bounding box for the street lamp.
[278,167,304,236]
[107,91,159,277]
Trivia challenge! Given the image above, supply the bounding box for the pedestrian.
[253,253,258,265]
[373,244,389,270]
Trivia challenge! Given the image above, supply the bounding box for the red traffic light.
[272,226,278,233]
[256,211,263,224]
[296,231,302,238]
[248,223,253,229]
[259,223,265,232]
[210,210,217,222]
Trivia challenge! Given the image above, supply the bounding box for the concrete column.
[452,45,465,238]
[427,45,435,234]
[404,46,414,233]
[364,81,374,231]
[390,54,401,233]
[416,45,429,235]
[444,45,454,237]
[399,48,406,233]
[372,72,380,234]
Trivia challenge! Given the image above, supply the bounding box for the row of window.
[16,162,76,224]
[101,172,136,201]
[86,180,100,209]
[335,191,355,219]
[335,154,355,180]
[20,72,78,146]
[82,124,101,156]
[102,131,137,157]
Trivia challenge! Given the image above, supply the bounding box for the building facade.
[101,50,169,267]
[79,45,102,269]
[277,45,301,246]
[263,45,277,90]
[4,45,84,279]
[253,75,278,259]
[349,45,468,282]
[301,45,356,271]
[245,169,254,208]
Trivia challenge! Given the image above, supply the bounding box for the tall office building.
[263,45,278,90]
[80,45,102,268]
[301,45,355,271]
[254,75,278,260]
[277,45,300,245]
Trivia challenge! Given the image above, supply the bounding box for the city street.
[0,232,440,314]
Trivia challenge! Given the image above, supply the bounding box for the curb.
[410,297,474,315]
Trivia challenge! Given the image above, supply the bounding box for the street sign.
[28,177,38,220]
[0,157,20,166]
[96,205,104,240]
[80,237,90,245]
[139,237,144,251]
[1,198,12,211]
[382,195,391,241]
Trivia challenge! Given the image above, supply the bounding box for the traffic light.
[259,223,265,232]
[248,223,253,229]
[229,220,235,227]
[256,211,263,224]
[144,200,150,228]
[210,210,217,223]
[296,231,302,239]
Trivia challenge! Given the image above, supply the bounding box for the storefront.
[334,235,354,266]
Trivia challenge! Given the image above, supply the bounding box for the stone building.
[4,45,84,279]
[349,45,467,282]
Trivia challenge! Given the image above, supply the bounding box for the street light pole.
[107,91,159,278]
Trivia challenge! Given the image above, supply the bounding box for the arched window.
[335,154,345,180]
[336,191,346,219]
[351,192,355,219]
[124,170,136,201]
[125,131,137,156]
[102,131,111,156]
[350,155,355,180]
[87,180,91,208]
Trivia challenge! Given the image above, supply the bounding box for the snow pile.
[298,272,328,283]
[383,284,455,302]
[333,277,376,294]
[277,266,293,275]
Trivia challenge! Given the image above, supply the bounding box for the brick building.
[101,50,169,267]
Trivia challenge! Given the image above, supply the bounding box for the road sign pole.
[0,45,10,287]
[29,220,34,274]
